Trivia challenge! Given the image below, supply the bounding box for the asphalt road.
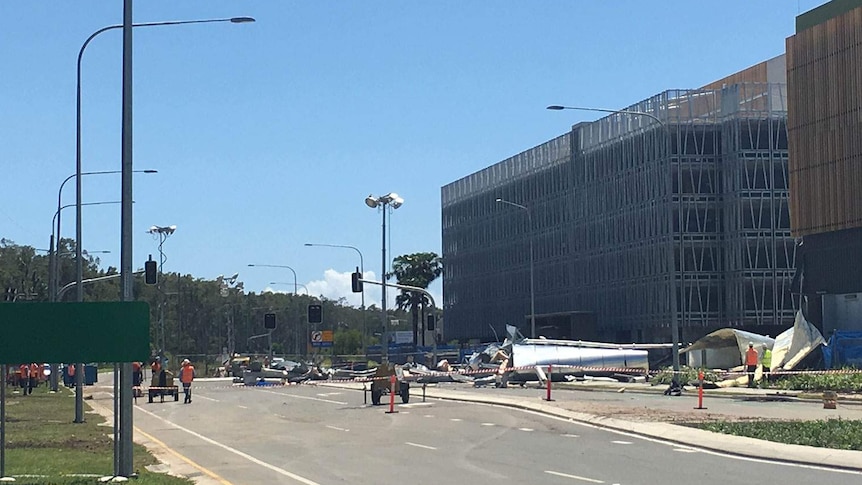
[124,379,860,485]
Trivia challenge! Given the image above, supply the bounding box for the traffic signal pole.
[357,277,438,366]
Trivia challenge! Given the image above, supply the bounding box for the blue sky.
[1,1,825,308]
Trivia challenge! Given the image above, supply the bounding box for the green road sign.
[0,301,150,363]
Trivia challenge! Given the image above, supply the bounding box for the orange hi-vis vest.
[29,363,40,378]
[745,347,759,366]
[180,365,195,384]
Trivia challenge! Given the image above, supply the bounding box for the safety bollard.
[422,383,426,403]
[544,364,554,401]
[385,374,398,414]
[694,369,707,410]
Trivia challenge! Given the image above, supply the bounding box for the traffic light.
[426,313,435,331]
[144,255,157,285]
[307,304,322,324]
[351,267,363,293]
[264,313,277,330]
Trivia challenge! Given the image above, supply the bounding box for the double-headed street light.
[495,198,536,339]
[365,192,404,362]
[77,14,254,475]
[547,104,680,382]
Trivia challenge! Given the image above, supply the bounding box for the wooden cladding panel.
[787,5,862,237]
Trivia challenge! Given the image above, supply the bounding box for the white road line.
[450,418,462,422]
[238,405,248,409]
[545,470,604,483]
[136,406,322,485]
[401,402,433,407]
[405,441,437,450]
[316,392,342,397]
[611,440,632,445]
[518,427,534,432]
[195,395,219,402]
[259,389,347,405]
[481,423,496,427]
[325,425,349,432]
[467,401,862,476]
[674,448,698,453]
[562,434,580,438]
[423,415,434,418]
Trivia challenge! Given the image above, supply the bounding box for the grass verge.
[697,419,862,451]
[2,383,192,484]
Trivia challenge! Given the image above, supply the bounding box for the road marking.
[450,418,462,422]
[673,448,697,453]
[260,389,347,405]
[135,426,234,485]
[196,395,219,402]
[136,406,323,485]
[424,415,434,418]
[238,405,248,409]
[467,401,862,476]
[325,425,349,432]
[562,434,580,438]
[405,441,437,450]
[611,440,632,445]
[401,402,433,408]
[518,427,534,432]
[545,470,604,483]
[316,392,342,397]
[481,423,495,427]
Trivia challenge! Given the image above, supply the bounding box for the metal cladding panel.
[511,343,648,370]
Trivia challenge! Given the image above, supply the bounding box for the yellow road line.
[135,426,234,485]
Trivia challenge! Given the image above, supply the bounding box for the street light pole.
[248,264,297,295]
[74,12,255,476]
[547,104,681,383]
[495,198,536,339]
[147,225,176,367]
[365,193,404,363]
[304,242,366,352]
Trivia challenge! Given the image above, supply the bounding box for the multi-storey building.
[787,0,862,334]
[442,57,797,344]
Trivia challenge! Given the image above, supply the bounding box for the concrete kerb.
[312,381,862,473]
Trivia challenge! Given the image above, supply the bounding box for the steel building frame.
[442,83,796,343]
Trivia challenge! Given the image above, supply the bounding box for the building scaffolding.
[442,82,796,344]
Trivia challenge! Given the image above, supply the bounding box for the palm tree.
[391,252,442,347]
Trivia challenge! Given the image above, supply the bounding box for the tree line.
[0,238,442,361]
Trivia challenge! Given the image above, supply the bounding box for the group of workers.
[140,357,196,404]
[7,362,46,394]
[745,342,774,388]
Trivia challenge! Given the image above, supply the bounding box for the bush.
[774,369,862,393]
[699,419,862,451]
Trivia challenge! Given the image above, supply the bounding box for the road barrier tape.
[132,366,862,394]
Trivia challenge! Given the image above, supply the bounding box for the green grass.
[698,419,862,451]
[2,384,192,484]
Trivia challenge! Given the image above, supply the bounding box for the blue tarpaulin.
[823,331,862,368]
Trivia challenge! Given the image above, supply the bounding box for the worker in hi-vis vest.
[180,359,195,404]
[745,342,759,388]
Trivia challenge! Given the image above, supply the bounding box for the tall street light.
[495,198,536,339]
[304,242,366,352]
[83,13,255,476]
[248,264,297,295]
[147,225,176,367]
[365,192,404,363]
[546,104,680,382]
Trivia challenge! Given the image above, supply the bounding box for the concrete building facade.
[442,57,797,344]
